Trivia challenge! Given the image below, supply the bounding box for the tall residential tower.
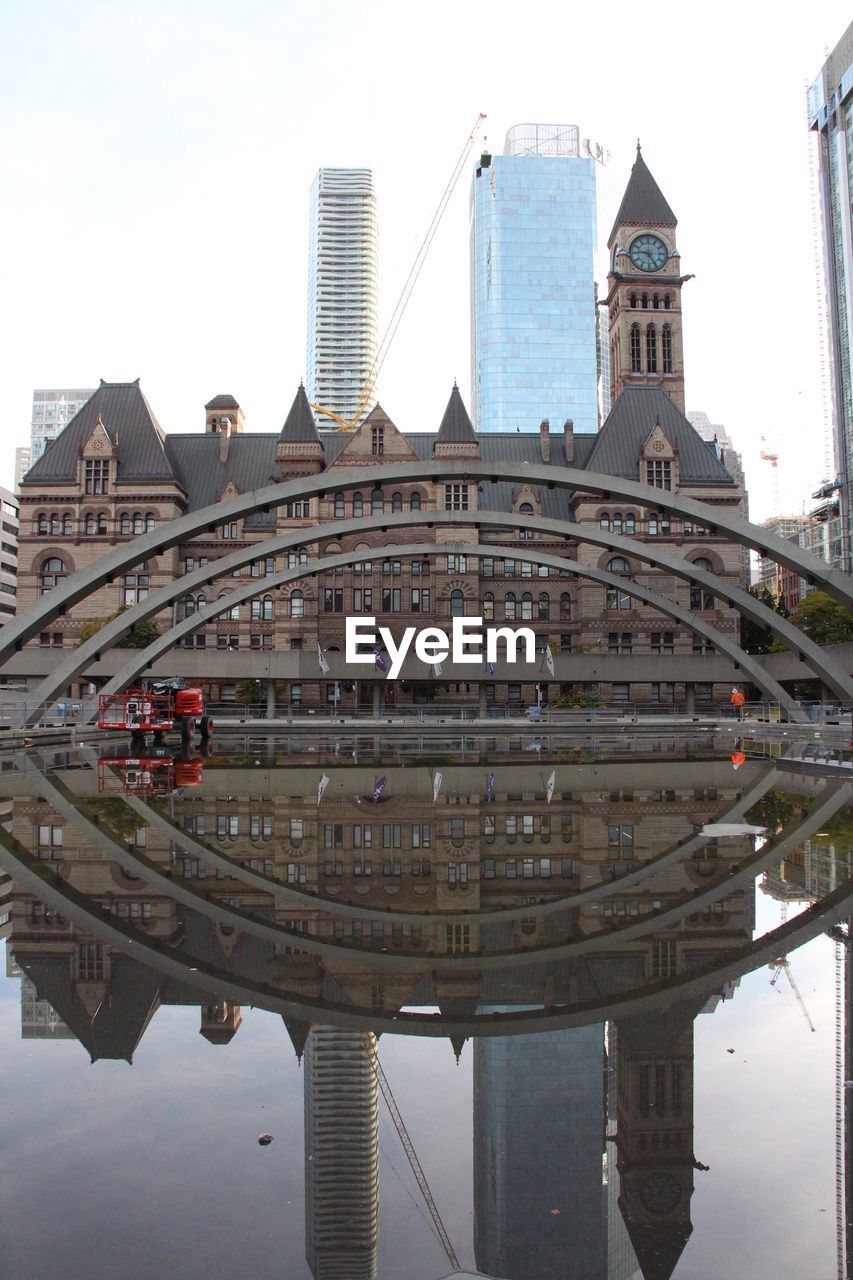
[306,169,378,429]
[470,123,612,434]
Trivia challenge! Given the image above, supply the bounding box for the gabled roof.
[609,147,677,243]
[278,384,323,445]
[23,379,177,485]
[435,383,477,445]
[585,388,735,485]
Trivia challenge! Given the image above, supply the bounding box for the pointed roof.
[435,384,476,445]
[282,1015,312,1061]
[586,387,735,484]
[609,146,677,243]
[278,384,323,446]
[23,380,176,484]
[622,1218,692,1280]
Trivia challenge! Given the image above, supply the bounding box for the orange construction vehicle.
[97,678,213,743]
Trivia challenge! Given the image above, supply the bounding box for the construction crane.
[769,957,816,1032]
[311,113,487,432]
[363,1033,461,1271]
[759,435,781,515]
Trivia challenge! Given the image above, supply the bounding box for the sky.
[1,0,850,523]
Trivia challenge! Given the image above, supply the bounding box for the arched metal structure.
[17,506,853,721]
[7,460,853,670]
[81,542,806,720]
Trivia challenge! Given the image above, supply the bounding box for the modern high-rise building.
[304,1026,379,1280]
[14,447,31,490]
[306,169,378,430]
[474,1023,609,1279]
[30,388,95,461]
[808,21,853,569]
[470,123,612,434]
[0,485,19,625]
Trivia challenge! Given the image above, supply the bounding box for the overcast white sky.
[1,1,849,522]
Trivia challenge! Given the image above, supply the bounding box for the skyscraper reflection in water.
[304,1027,379,1280]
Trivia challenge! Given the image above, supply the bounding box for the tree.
[75,606,160,649]
[738,587,778,655]
[789,591,853,646]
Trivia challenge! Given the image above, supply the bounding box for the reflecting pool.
[0,728,850,1278]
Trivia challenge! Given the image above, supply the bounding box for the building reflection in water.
[0,735,851,1279]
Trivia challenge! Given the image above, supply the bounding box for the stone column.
[685,683,695,716]
[267,680,276,719]
[372,684,381,718]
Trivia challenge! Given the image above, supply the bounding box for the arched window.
[518,501,534,514]
[410,491,422,511]
[145,513,156,531]
[49,514,62,536]
[630,292,637,308]
[184,595,195,617]
[652,293,660,309]
[690,559,715,611]
[39,557,66,593]
[290,590,304,619]
[504,592,517,621]
[482,592,495,621]
[664,294,672,310]
[85,514,97,535]
[625,513,636,536]
[612,512,623,535]
[560,593,571,621]
[133,512,145,534]
[520,592,533,620]
[371,487,383,515]
[262,594,273,621]
[599,514,610,531]
[36,513,48,535]
[352,493,364,519]
[450,589,465,617]
[606,558,631,610]
[662,325,673,374]
[538,592,550,620]
[391,491,403,512]
[646,325,658,373]
[120,513,131,535]
[630,324,642,373]
[333,494,345,518]
[63,513,72,535]
[641,293,648,309]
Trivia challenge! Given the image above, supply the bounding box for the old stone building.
[15,153,746,711]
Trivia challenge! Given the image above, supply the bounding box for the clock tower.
[606,146,688,411]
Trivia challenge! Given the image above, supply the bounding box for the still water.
[0,727,850,1279]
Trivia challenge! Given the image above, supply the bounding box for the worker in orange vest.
[730,687,746,720]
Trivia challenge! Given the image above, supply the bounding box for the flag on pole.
[544,643,555,677]
[317,643,330,675]
[433,661,443,677]
[374,646,387,674]
[433,771,443,802]
[317,773,330,806]
[546,770,556,805]
[487,661,496,676]
[372,775,387,805]
[485,772,496,802]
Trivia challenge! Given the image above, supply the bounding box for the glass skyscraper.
[809,21,853,568]
[470,123,610,435]
[306,168,378,429]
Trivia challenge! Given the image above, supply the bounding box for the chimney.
[539,419,550,463]
[563,419,574,464]
[219,417,232,464]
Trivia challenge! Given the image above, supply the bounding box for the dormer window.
[371,426,384,456]
[84,459,109,495]
[646,459,672,490]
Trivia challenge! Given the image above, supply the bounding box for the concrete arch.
[5,824,849,1037]
[87,541,805,718]
[6,460,852,667]
[18,508,853,719]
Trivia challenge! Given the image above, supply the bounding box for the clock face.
[629,234,668,272]
[639,1172,682,1215]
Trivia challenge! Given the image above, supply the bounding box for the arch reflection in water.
[1,731,851,1279]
